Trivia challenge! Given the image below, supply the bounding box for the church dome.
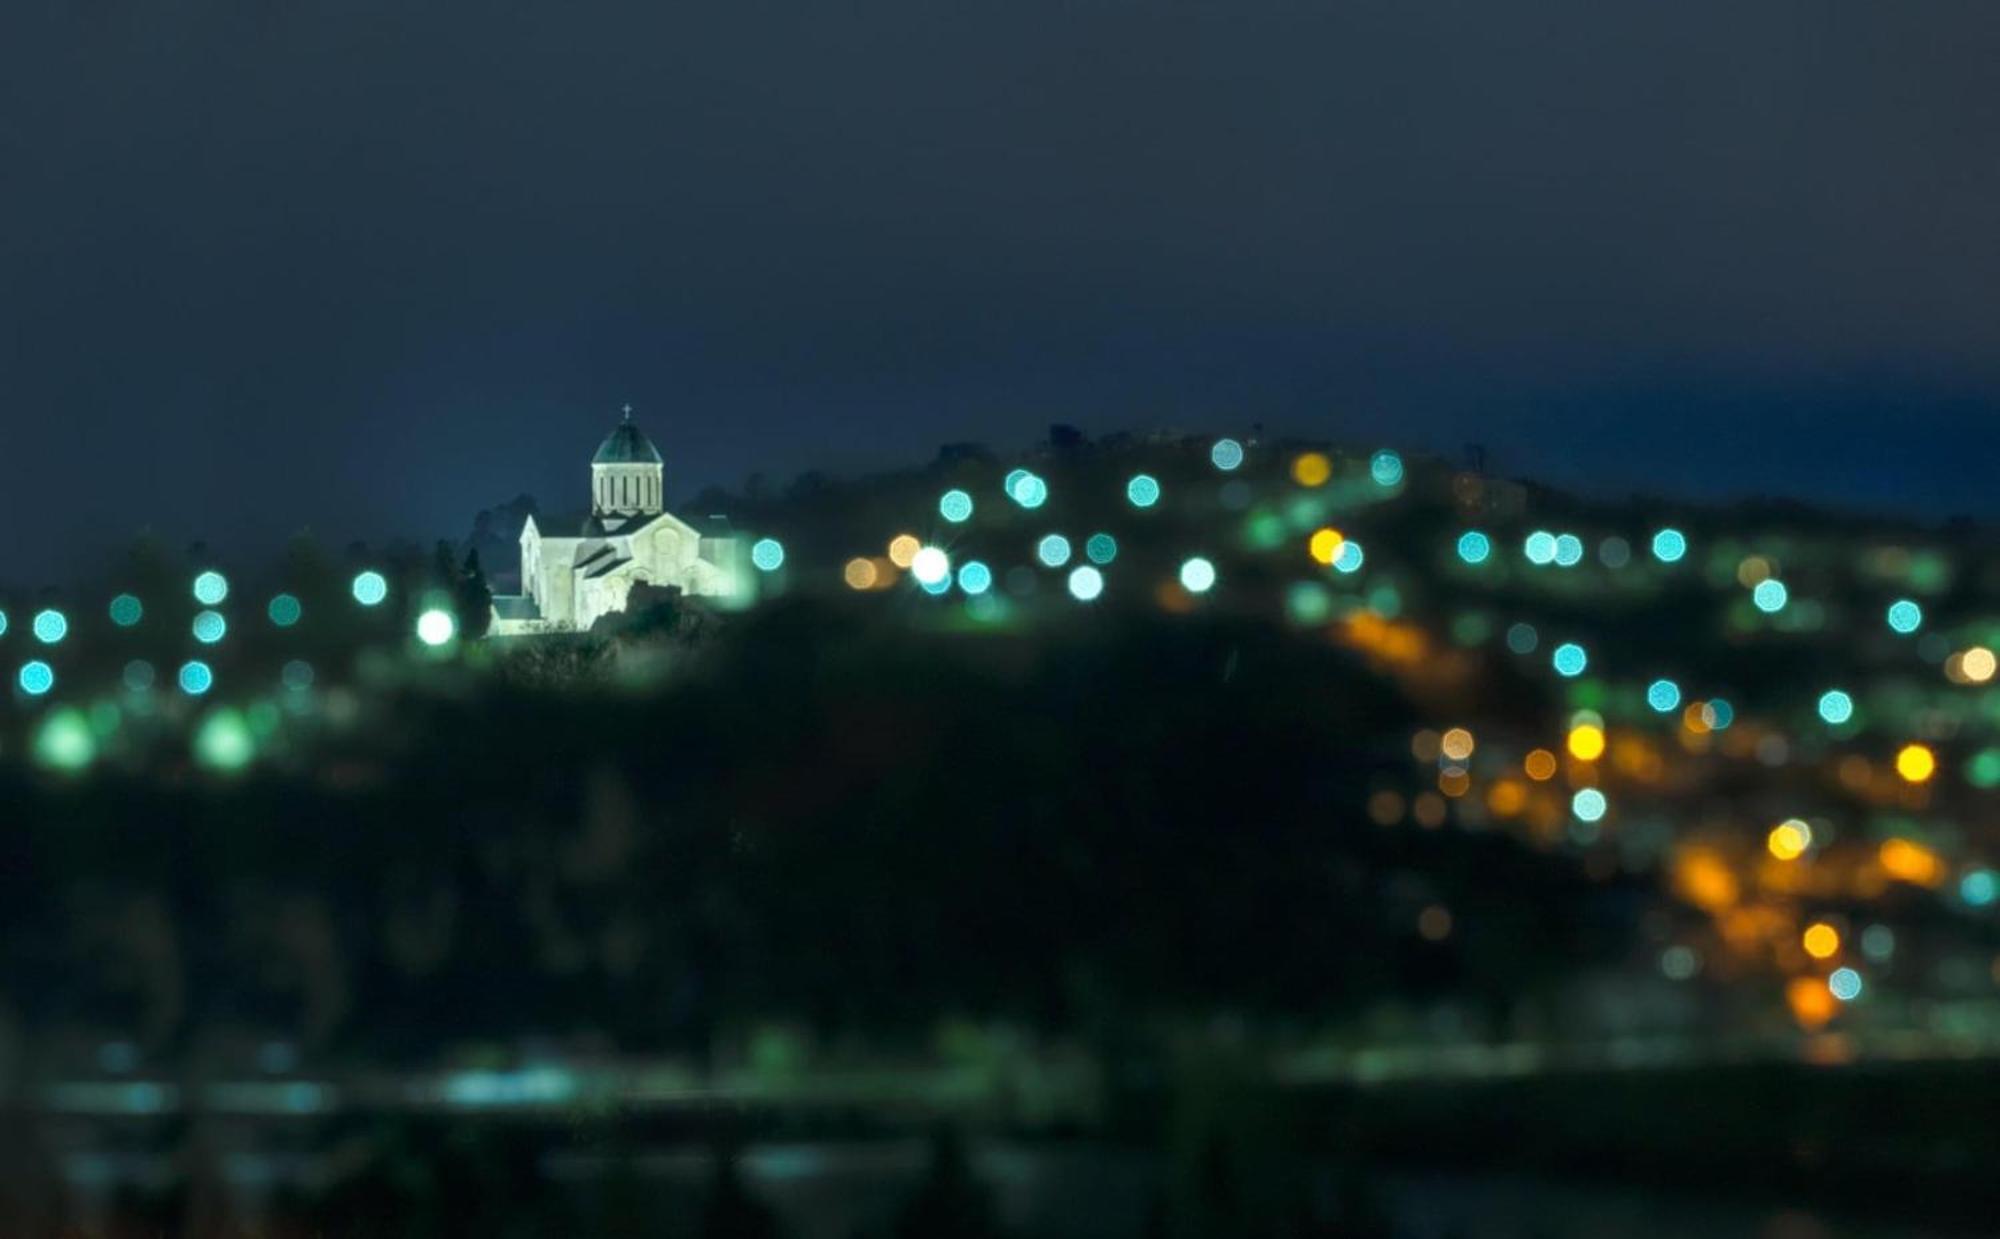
[593,413,663,465]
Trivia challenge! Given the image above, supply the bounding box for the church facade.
[488,411,742,636]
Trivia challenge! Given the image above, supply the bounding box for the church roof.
[593,411,663,465]
[529,510,666,539]
[491,595,541,620]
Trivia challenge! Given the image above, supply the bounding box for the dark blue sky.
[4,1,1998,581]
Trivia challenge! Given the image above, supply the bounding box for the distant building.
[488,410,741,635]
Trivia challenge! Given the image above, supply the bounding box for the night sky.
[5,2,1998,582]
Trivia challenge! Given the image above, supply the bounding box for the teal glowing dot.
[281,659,315,691]
[1085,533,1118,565]
[1210,438,1244,471]
[416,609,457,647]
[1505,622,1539,654]
[193,708,255,772]
[1960,869,1999,908]
[939,489,974,523]
[1817,689,1853,725]
[1456,531,1491,565]
[1828,968,1863,1003]
[1126,474,1161,508]
[1332,540,1365,574]
[1179,556,1217,594]
[1286,582,1332,624]
[351,571,389,606]
[1523,531,1557,565]
[750,538,786,571]
[178,660,214,696]
[109,594,144,627]
[192,610,228,644]
[1647,679,1681,713]
[1552,534,1584,567]
[1706,698,1734,729]
[33,709,95,772]
[268,594,302,627]
[1369,449,1403,486]
[956,561,993,596]
[1861,925,1895,961]
[1552,642,1588,677]
[0,609,8,638]
[193,571,229,605]
[1067,566,1104,601]
[1651,528,1687,563]
[33,609,68,644]
[1886,599,1922,635]
[1752,579,1788,613]
[1009,472,1048,509]
[18,660,55,696]
[1036,534,1073,568]
[123,660,156,692]
[1571,788,1607,822]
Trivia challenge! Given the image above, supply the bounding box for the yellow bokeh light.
[1366,789,1405,825]
[1735,555,1772,587]
[1802,922,1840,959]
[1879,838,1944,887]
[1291,452,1332,487]
[1411,791,1448,828]
[1786,976,1837,1029]
[1308,527,1345,565]
[1567,724,1606,762]
[1437,767,1470,798]
[1766,820,1810,861]
[1440,727,1476,762]
[1963,646,1997,684]
[1524,749,1558,781]
[1487,779,1526,817]
[887,534,921,569]
[843,557,880,590]
[1894,743,1936,784]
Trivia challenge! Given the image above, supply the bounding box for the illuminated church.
[488,409,742,636]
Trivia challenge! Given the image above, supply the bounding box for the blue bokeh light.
[1126,474,1161,508]
[1553,534,1584,567]
[751,538,786,572]
[1036,534,1073,568]
[1572,788,1607,822]
[1369,449,1403,486]
[1752,579,1788,613]
[1651,528,1687,563]
[1524,531,1557,565]
[1647,679,1682,712]
[1817,689,1854,725]
[1552,642,1588,677]
[1210,438,1244,471]
[193,610,228,644]
[18,660,55,696]
[1886,599,1923,635]
[33,610,68,644]
[1085,533,1118,565]
[956,561,993,595]
[268,594,303,627]
[193,571,230,606]
[938,489,974,523]
[110,594,144,627]
[351,571,389,606]
[1456,531,1491,565]
[178,660,214,696]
